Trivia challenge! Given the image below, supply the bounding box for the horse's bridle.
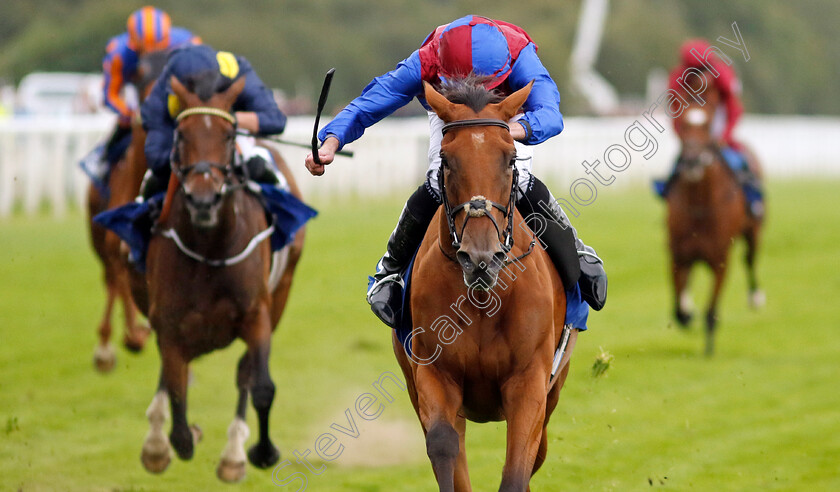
[676,142,720,181]
[171,107,239,189]
[438,118,518,253]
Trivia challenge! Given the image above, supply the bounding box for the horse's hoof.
[123,332,146,353]
[93,344,116,373]
[248,442,280,469]
[217,458,247,483]
[675,310,693,328]
[141,438,172,474]
[749,289,766,310]
[170,426,197,460]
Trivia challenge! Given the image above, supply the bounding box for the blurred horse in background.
[137,75,306,483]
[86,51,168,372]
[393,80,579,492]
[667,82,764,356]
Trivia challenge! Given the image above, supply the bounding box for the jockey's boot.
[517,177,608,311]
[140,170,169,201]
[244,155,280,186]
[104,123,133,166]
[80,124,133,189]
[367,183,440,328]
[736,168,765,219]
[722,147,765,219]
[78,143,108,186]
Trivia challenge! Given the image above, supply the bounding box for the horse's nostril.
[186,193,216,211]
[492,252,507,268]
[456,251,475,273]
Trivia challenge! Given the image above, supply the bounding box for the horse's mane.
[179,70,235,102]
[438,74,503,113]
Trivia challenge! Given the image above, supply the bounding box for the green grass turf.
[1,179,838,491]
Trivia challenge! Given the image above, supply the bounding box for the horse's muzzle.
[456,248,507,290]
[181,161,228,228]
[185,191,223,228]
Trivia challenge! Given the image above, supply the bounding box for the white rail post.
[0,129,15,217]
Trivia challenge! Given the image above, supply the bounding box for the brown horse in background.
[667,83,764,356]
[86,51,168,371]
[137,75,305,483]
[393,80,578,492]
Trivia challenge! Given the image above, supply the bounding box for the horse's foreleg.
[141,375,171,473]
[159,342,197,460]
[672,261,693,327]
[454,415,472,492]
[530,357,568,485]
[499,371,547,492]
[94,283,117,372]
[217,353,252,482]
[744,226,765,309]
[244,307,280,469]
[416,365,463,492]
[527,426,548,492]
[705,264,728,357]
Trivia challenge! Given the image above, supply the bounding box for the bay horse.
[137,74,306,482]
[86,51,168,371]
[667,82,764,356]
[393,80,578,492]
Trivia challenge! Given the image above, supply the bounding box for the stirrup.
[367,273,405,329]
[366,273,404,301]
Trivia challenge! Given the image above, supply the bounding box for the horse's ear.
[423,81,455,122]
[492,80,534,121]
[170,75,191,106]
[220,76,246,107]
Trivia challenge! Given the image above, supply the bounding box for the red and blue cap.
[438,15,512,89]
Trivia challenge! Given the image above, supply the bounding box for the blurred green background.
[2,0,839,115]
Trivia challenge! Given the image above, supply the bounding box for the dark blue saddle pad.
[257,184,318,251]
[93,184,317,272]
[382,250,589,360]
[93,195,158,271]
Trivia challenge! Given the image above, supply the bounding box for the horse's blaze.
[685,107,708,126]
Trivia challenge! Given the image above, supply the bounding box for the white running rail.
[1,114,839,217]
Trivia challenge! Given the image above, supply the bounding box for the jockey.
[305,15,608,328]
[80,6,200,188]
[141,44,288,196]
[659,39,764,217]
